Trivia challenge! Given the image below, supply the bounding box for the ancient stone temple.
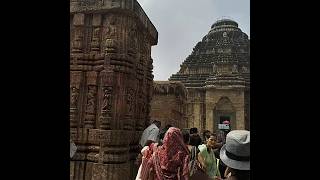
[169,19,250,133]
[70,0,157,179]
[150,81,188,129]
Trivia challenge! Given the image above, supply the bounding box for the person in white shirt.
[139,120,161,148]
[135,120,161,168]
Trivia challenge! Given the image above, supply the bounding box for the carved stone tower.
[169,19,250,133]
[70,0,158,179]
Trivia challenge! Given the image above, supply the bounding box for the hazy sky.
[137,0,250,80]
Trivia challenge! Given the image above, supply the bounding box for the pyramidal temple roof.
[169,19,250,89]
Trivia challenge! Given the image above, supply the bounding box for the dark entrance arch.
[213,97,236,131]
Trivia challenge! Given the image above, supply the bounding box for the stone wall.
[205,89,245,131]
[186,89,206,130]
[186,88,246,134]
[150,81,187,129]
[70,0,158,179]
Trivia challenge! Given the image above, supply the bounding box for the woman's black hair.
[159,124,173,141]
[204,132,217,140]
[189,134,202,146]
[181,129,190,144]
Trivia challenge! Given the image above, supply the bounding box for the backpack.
[188,146,198,176]
[189,146,211,180]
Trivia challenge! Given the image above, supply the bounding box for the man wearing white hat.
[219,130,250,180]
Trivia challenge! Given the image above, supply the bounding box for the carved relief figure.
[71,87,79,107]
[99,86,112,129]
[91,28,100,51]
[242,66,248,73]
[86,86,96,113]
[185,67,189,74]
[178,64,186,74]
[141,39,149,57]
[223,32,228,38]
[212,64,217,73]
[105,15,117,37]
[128,22,138,53]
[222,31,230,44]
[102,87,112,111]
[72,28,84,52]
[232,64,238,73]
[141,102,148,118]
[104,15,117,53]
[127,89,135,113]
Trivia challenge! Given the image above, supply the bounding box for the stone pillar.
[193,102,201,129]
[227,90,244,130]
[205,102,215,133]
[234,104,245,130]
[70,1,158,179]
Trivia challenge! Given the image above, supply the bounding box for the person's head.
[213,132,224,149]
[189,133,202,146]
[164,124,172,129]
[152,120,161,129]
[220,130,250,173]
[181,129,190,144]
[162,127,188,152]
[159,124,173,143]
[156,127,189,176]
[202,130,211,140]
[190,127,198,135]
[204,132,217,148]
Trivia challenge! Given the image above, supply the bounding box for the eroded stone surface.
[70,1,158,179]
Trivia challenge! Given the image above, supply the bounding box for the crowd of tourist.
[135,120,250,180]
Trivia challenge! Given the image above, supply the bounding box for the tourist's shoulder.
[198,144,207,152]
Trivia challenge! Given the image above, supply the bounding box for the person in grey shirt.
[139,120,161,147]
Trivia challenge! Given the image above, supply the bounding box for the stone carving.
[102,87,112,111]
[72,28,84,53]
[99,86,112,130]
[141,40,149,55]
[212,64,217,73]
[70,87,80,128]
[105,39,118,54]
[232,64,238,73]
[91,28,101,51]
[105,15,116,37]
[140,102,146,116]
[223,32,227,38]
[70,1,158,179]
[126,88,135,113]
[242,66,248,73]
[71,87,80,107]
[91,163,130,180]
[86,86,97,113]
[128,22,138,54]
[104,15,118,54]
[185,67,189,74]
[83,71,98,129]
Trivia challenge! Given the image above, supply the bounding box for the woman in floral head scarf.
[150,127,190,180]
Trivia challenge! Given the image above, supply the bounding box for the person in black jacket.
[189,127,202,147]
[158,124,172,145]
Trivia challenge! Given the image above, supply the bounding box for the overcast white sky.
[137,0,250,80]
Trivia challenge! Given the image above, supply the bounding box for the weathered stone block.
[73,13,85,26]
